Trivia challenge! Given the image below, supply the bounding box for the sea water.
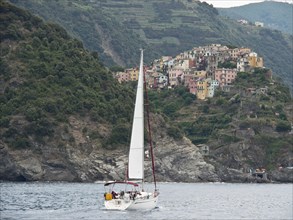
[0,182,292,220]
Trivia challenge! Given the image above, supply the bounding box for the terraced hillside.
[218,1,293,34]
[8,0,292,92]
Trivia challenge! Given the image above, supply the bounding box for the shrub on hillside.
[276,121,291,132]
[167,125,183,140]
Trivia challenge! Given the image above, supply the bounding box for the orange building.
[248,52,263,68]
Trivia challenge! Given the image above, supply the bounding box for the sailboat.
[103,49,159,210]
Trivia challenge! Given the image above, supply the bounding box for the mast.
[143,58,157,191]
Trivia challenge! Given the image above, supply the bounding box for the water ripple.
[0,182,292,220]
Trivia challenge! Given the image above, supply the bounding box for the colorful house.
[125,68,139,81]
[116,71,130,83]
[194,70,207,78]
[215,68,237,87]
[177,59,190,70]
[168,67,184,86]
[248,52,263,68]
[188,78,197,95]
[206,79,219,98]
[196,79,208,100]
[238,47,252,56]
[237,57,250,72]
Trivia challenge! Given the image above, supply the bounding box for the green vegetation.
[167,125,183,140]
[7,0,148,67]
[147,66,292,171]
[276,121,291,132]
[253,134,293,170]
[103,123,131,149]
[218,60,237,69]
[148,86,195,118]
[0,1,135,149]
[235,68,270,88]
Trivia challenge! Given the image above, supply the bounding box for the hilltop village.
[115,44,266,100]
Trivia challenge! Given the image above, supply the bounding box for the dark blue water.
[0,182,292,219]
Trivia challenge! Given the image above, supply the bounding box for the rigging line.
[143,64,157,190]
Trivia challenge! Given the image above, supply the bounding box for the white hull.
[104,192,158,211]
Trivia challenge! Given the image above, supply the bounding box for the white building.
[237,57,250,72]
[255,21,264,27]
[206,78,219,98]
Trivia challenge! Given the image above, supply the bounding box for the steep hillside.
[0,0,136,176]
[0,1,219,182]
[7,0,148,67]
[149,68,293,176]
[7,0,293,92]
[218,1,293,34]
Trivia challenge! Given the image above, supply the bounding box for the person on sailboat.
[111,191,118,199]
[120,190,125,198]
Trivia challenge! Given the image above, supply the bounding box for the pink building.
[215,68,237,87]
[188,78,197,95]
[168,68,184,86]
[116,71,130,83]
[184,74,193,87]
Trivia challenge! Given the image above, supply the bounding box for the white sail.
[128,50,144,180]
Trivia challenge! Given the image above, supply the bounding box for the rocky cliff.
[0,114,220,182]
[1,113,292,183]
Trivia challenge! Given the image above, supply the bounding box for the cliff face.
[1,113,292,183]
[0,114,220,182]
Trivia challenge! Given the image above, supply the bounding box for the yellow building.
[196,80,208,100]
[194,70,207,78]
[126,68,139,81]
[248,53,263,68]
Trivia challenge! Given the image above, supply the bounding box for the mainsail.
[128,50,144,180]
